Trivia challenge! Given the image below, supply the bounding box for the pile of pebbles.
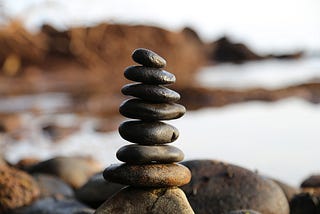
[95,48,194,213]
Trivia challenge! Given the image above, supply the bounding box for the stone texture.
[116,144,184,164]
[0,166,40,213]
[124,66,175,85]
[121,83,180,102]
[132,48,167,68]
[181,160,289,214]
[27,156,102,189]
[119,98,185,120]
[104,163,191,187]
[94,186,194,214]
[12,197,94,214]
[33,173,74,198]
[75,172,125,208]
[118,120,179,145]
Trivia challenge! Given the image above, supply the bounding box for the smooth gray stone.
[121,83,180,103]
[132,48,166,68]
[116,144,184,164]
[118,121,179,145]
[119,99,185,120]
[124,66,175,85]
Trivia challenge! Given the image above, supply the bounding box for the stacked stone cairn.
[95,48,194,214]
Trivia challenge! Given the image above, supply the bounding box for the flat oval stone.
[124,66,175,85]
[116,145,184,164]
[121,83,180,103]
[103,163,191,187]
[132,48,166,68]
[118,121,179,145]
[119,99,185,120]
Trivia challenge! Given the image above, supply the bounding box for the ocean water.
[197,58,320,89]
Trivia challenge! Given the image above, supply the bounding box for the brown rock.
[27,156,102,188]
[181,160,289,214]
[0,166,40,213]
[95,186,194,214]
[103,163,191,187]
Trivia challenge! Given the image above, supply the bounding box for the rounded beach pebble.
[124,66,175,85]
[118,120,179,145]
[132,48,166,68]
[116,144,184,164]
[121,83,180,103]
[0,166,40,213]
[103,163,191,187]
[119,98,185,121]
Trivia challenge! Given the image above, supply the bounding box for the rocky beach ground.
[0,22,320,213]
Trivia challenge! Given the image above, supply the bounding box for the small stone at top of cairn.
[95,48,194,214]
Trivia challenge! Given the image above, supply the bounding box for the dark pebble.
[116,144,184,164]
[118,120,179,145]
[121,83,180,103]
[124,66,175,85]
[119,99,185,120]
[103,163,191,187]
[301,175,320,188]
[75,172,125,209]
[11,197,94,214]
[132,48,166,68]
[289,192,319,214]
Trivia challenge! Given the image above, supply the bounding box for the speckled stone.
[94,187,194,214]
[116,144,184,164]
[124,66,175,85]
[118,121,179,145]
[119,99,185,120]
[132,48,166,68]
[121,83,180,103]
[103,163,191,187]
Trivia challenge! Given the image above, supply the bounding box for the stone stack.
[95,48,194,214]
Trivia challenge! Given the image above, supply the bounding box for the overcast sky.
[3,0,320,54]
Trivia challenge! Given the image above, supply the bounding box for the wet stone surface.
[124,66,175,85]
[103,163,191,187]
[121,83,180,103]
[118,120,179,145]
[116,144,184,164]
[119,98,186,121]
[132,48,167,68]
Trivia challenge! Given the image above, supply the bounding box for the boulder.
[181,160,289,214]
